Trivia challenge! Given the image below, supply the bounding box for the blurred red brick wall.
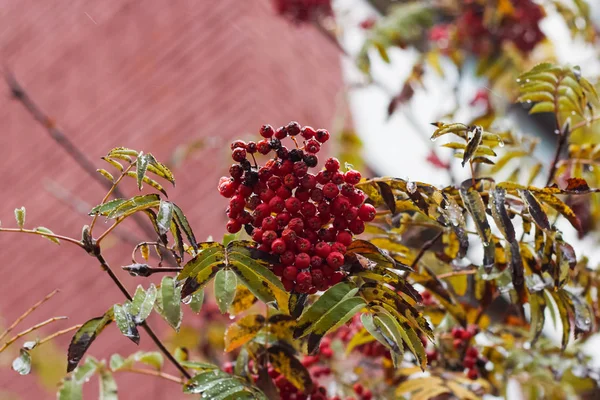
[0,0,342,398]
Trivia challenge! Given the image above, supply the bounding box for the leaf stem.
[89,164,134,235]
[95,254,191,379]
[0,289,59,343]
[0,227,83,247]
[117,367,185,384]
[437,269,478,280]
[409,231,443,270]
[0,316,68,353]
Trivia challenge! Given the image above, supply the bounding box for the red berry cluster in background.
[337,315,389,359]
[218,122,375,294]
[435,0,545,56]
[426,325,484,381]
[272,0,333,23]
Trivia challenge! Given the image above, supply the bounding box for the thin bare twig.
[437,269,477,280]
[410,231,443,271]
[117,367,185,384]
[0,290,59,342]
[0,316,68,353]
[3,70,163,246]
[38,324,83,346]
[0,227,83,247]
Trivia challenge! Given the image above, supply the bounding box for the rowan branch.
[117,367,185,384]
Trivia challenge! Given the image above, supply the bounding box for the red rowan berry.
[336,231,353,246]
[271,238,287,254]
[305,216,321,231]
[282,279,294,292]
[286,121,301,136]
[344,169,362,184]
[467,368,478,380]
[463,357,476,369]
[232,148,247,162]
[315,129,330,143]
[331,196,351,216]
[301,125,316,139]
[332,171,344,184]
[293,161,308,177]
[300,174,317,189]
[276,186,292,200]
[262,230,277,246]
[268,196,285,213]
[316,170,332,184]
[230,140,246,150]
[295,188,311,202]
[267,175,282,190]
[229,195,245,213]
[349,218,365,234]
[226,219,242,233]
[322,182,339,199]
[466,347,478,358]
[283,266,298,281]
[301,202,317,217]
[327,252,345,269]
[333,217,348,231]
[358,203,376,221]
[310,188,324,202]
[218,179,236,198]
[325,157,340,172]
[238,184,253,198]
[272,264,284,277]
[350,190,366,206]
[257,139,271,154]
[305,139,321,154]
[260,124,274,138]
[275,212,291,228]
[285,197,301,213]
[344,206,359,221]
[311,256,324,269]
[289,218,304,233]
[229,164,244,179]
[246,141,257,153]
[331,271,344,284]
[275,126,287,140]
[331,242,346,254]
[251,228,264,242]
[304,154,318,168]
[258,188,275,202]
[353,383,364,395]
[281,250,295,265]
[315,242,331,258]
[296,237,311,252]
[295,253,311,268]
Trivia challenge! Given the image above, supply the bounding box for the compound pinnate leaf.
[106,194,161,219]
[89,198,126,216]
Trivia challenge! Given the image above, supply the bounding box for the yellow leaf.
[224,314,265,352]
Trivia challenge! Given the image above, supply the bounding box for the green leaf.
[67,310,113,372]
[224,314,266,352]
[97,169,114,182]
[267,345,313,393]
[180,361,219,371]
[184,370,263,399]
[189,290,205,313]
[179,244,225,298]
[99,370,118,400]
[375,307,427,370]
[159,276,182,331]
[34,226,60,244]
[156,201,174,236]
[11,349,32,375]
[108,147,139,157]
[145,154,176,186]
[361,313,396,354]
[113,304,140,344]
[306,296,366,354]
[295,282,357,339]
[136,152,149,190]
[228,245,290,314]
[107,194,161,219]
[14,206,25,228]
[172,203,198,251]
[129,284,157,324]
[89,198,126,216]
[459,181,494,271]
[57,376,83,400]
[130,351,164,370]
[214,269,237,314]
[125,171,168,197]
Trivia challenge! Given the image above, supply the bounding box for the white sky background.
[332,0,600,385]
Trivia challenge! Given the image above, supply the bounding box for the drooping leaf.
[67,310,114,372]
[113,304,140,344]
[536,193,583,234]
[98,370,118,400]
[462,126,483,167]
[97,169,114,182]
[129,284,157,324]
[159,276,182,331]
[11,349,32,375]
[125,171,168,197]
[145,154,176,186]
[214,269,237,314]
[189,290,205,313]
[156,200,174,236]
[529,291,546,345]
[520,190,550,231]
[178,243,225,298]
[224,314,266,352]
[136,152,149,190]
[459,180,494,271]
[172,203,198,251]
[267,345,313,393]
[184,370,267,399]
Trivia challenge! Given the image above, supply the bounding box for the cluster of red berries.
[218,122,376,294]
[272,0,332,23]
[451,325,482,380]
[455,0,545,55]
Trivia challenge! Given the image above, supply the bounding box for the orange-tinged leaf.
[224,314,265,352]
